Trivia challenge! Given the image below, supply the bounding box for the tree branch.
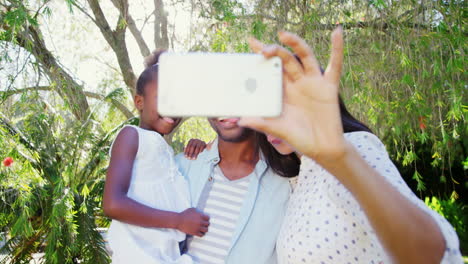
[70,2,98,25]
[0,3,92,121]
[237,13,434,31]
[1,86,134,119]
[33,0,52,19]
[0,114,36,153]
[84,91,134,119]
[0,115,37,165]
[85,0,137,93]
[13,25,91,121]
[109,0,150,57]
[127,15,151,57]
[154,0,169,49]
[86,0,116,43]
[139,10,156,32]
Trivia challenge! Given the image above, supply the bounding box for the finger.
[188,142,197,158]
[325,26,344,83]
[238,117,286,140]
[262,44,304,81]
[193,145,203,159]
[190,144,200,159]
[200,227,208,233]
[184,140,193,157]
[202,214,210,221]
[202,220,210,227]
[185,147,192,159]
[248,37,265,53]
[189,144,197,159]
[238,117,266,130]
[190,146,197,159]
[183,145,188,156]
[278,31,321,75]
[200,141,207,151]
[196,232,205,237]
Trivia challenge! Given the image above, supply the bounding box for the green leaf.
[412,170,426,191]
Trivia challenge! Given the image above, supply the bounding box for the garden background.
[0,0,466,263]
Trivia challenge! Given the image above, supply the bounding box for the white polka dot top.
[276,132,463,264]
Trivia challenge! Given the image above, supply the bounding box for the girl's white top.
[277,131,463,264]
[107,125,193,264]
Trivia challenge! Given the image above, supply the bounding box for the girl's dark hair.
[260,56,372,178]
[135,49,166,95]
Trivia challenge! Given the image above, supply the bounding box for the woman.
[240,28,462,263]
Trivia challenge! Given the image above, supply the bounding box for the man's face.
[208,118,254,142]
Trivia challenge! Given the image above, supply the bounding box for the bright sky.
[38,0,196,93]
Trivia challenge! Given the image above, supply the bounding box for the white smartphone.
[157,52,282,117]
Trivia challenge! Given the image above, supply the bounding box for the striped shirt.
[187,166,251,264]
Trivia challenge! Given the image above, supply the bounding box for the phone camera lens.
[245,78,257,93]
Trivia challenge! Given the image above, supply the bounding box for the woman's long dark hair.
[260,59,372,177]
[258,133,301,178]
[339,95,373,133]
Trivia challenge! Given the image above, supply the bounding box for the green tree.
[0,0,466,262]
[0,0,214,262]
[0,97,122,263]
[195,0,467,201]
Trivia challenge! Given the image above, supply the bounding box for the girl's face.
[266,134,295,155]
[135,80,181,134]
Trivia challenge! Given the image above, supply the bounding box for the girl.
[240,29,463,263]
[103,50,209,264]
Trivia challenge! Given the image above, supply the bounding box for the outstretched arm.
[240,29,453,263]
[328,135,447,264]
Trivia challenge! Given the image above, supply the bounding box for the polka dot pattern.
[277,132,463,264]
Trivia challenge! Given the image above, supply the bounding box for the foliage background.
[0,0,466,263]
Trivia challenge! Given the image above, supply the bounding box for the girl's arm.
[103,126,209,237]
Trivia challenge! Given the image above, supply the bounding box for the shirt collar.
[203,137,221,164]
[203,137,268,174]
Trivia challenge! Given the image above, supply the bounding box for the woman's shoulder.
[344,131,386,152]
[344,130,378,141]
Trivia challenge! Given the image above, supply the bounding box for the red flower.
[2,157,13,167]
[419,116,427,130]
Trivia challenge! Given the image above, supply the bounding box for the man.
[175,118,290,264]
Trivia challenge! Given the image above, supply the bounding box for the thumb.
[238,116,267,130]
[248,37,265,54]
[238,117,285,139]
